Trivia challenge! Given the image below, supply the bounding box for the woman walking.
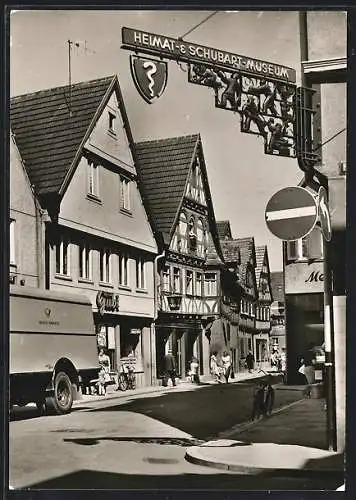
[221,350,232,383]
[210,351,223,383]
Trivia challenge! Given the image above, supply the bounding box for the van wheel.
[45,372,73,415]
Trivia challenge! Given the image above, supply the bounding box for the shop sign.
[96,291,120,315]
[285,261,324,294]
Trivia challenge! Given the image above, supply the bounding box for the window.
[197,218,205,257]
[186,270,193,295]
[100,249,112,283]
[79,243,92,280]
[204,272,217,296]
[108,111,116,134]
[10,219,16,265]
[136,257,146,290]
[172,267,181,293]
[178,212,188,253]
[286,228,323,261]
[188,216,197,252]
[162,265,170,292]
[56,238,70,276]
[119,253,129,287]
[196,272,202,296]
[120,177,131,212]
[87,159,99,198]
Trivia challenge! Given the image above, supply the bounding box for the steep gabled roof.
[217,220,232,241]
[220,240,241,264]
[135,134,223,262]
[10,75,116,196]
[134,134,198,236]
[270,271,285,302]
[255,245,267,285]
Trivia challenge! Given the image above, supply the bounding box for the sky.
[10,9,304,271]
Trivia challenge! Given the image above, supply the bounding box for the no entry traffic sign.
[265,186,318,241]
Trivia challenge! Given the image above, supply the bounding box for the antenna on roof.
[67,39,73,117]
[66,39,96,117]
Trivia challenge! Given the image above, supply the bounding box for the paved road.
[9,381,340,490]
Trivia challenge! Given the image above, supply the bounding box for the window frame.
[87,158,100,199]
[108,111,116,135]
[136,256,146,290]
[99,248,112,284]
[196,271,202,297]
[204,272,217,297]
[79,243,92,281]
[185,269,194,296]
[55,237,71,277]
[119,253,129,287]
[120,176,131,213]
[10,219,16,266]
[172,267,182,294]
[161,265,170,292]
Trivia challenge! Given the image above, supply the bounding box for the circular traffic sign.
[318,186,332,242]
[265,186,318,241]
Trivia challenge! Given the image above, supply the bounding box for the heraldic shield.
[130,55,168,104]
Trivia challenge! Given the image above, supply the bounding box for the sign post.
[265,186,318,241]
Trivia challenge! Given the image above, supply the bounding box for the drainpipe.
[151,249,166,386]
[154,250,166,321]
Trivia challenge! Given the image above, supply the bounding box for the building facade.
[10,132,44,288]
[254,246,272,364]
[270,271,286,351]
[135,134,230,379]
[10,75,159,388]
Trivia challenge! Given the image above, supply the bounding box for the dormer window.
[108,111,116,134]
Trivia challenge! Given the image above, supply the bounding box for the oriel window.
[196,272,202,296]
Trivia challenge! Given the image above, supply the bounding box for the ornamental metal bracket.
[188,64,297,158]
[121,27,321,165]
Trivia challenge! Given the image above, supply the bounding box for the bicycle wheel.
[117,373,128,391]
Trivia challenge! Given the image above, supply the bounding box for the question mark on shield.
[143,61,157,97]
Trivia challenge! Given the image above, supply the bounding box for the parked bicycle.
[251,369,275,420]
[117,363,136,391]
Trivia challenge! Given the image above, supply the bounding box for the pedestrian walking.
[210,351,223,383]
[245,350,255,373]
[97,348,111,396]
[163,350,177,387]
[299,344,316,397]
[188,356,200,384]
[221,350,232,383]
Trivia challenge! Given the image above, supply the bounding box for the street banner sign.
[265,186,318,241]
[121,26,302,159]
[130,55,168,104]
[122,27,296,83]
[317,186,332,242]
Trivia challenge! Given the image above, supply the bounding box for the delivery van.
[10,285,100,415]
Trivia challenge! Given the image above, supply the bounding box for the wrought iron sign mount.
[121,27,320,167]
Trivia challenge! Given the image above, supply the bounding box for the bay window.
[204,272,217,296]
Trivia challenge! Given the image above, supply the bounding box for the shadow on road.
[22,468,344,490]
[88,382,303,441]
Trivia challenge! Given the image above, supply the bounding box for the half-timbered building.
[11,75,159,388]
[254,246,272,364]
[135,134,225,379]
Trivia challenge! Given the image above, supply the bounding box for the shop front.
[155,317,205,380]
[94,290,155,388]
[284,261,324,384]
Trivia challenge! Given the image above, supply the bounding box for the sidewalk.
[185,397,345,478]
[74,368,273,406]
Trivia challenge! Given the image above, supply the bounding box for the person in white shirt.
[221,350,232,384]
